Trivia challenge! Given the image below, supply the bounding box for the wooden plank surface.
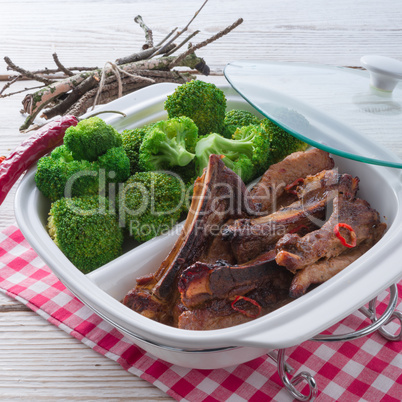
[0,0,401,400]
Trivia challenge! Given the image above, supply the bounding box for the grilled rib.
[275,195,383,273]
[250,148,334,214]
[123,154,258,325]
[224,169,359,263]
[178,281,293,330]
[289,222,386,298]
[178,250,281,308]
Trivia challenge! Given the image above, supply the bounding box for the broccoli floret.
[35,149,100,202]
[97,146,131,185]
[118,171,185,242]
[138,116,198,172]
[49,144,74,162]
[35,144,130,202]
[169,161,198,186]
[36,117,131,202]
[64,117,123,161]
[195,125,270,183]
[261,118,309,165]
[47,195,123,273]
[164,80,226,136]
[222,109,261,139]
[121,125,152,174]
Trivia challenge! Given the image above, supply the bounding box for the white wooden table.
[1,1,402,400]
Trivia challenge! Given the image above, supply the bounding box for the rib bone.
[123,154,257,325]
[224,170,359,263]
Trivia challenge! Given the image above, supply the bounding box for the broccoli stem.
[195,133,256,176]
[196,134,254,160]
[156,141,195,167]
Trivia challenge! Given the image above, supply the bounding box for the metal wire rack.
[268,284,402,401]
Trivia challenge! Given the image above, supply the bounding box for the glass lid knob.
[361,55,402,92]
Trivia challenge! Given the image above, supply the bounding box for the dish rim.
[14,82,402,351]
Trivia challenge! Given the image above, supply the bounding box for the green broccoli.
[36,144,130,201]
[261,118,309,165]
[222,109,261,139]
[169,161,198,186]
[138,116,198,172]
[47,195,123,273]
[121,125,152,175]
[63,117,123,161]
[194,125,271,183]
[49,144,74,162]
[36,118,131,201]
[97,146,131,185]
[35,146,100,202]
[164,80,227,136]
[118,171,185,242]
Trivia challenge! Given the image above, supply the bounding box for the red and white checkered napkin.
[0,224,401,402]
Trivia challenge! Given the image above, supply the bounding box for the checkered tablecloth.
[0,224,401,401]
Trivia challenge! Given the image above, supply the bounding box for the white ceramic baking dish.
[15,82,402,369]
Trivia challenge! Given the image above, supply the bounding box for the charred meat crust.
[289,222,386,298]
[178,282,293,330]
[275,196,383,272]
[122,154,258,324]
[250,148,335,213]
[122,149,387,330]
[178,250,280,308]
[224,169,360,264]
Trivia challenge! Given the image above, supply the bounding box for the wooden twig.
[165,30,200,56]
[0,75,20,96]
[169,18,243,69]
[41,75,99,119]
[115,43,175,65]
[4,57,55,85]
[148,0,209,58]
[67,72,192,117]
[134,15,154,49]
[3,3,243,130]
[178,0,209,35]
[21,70,97,115]
[0,83,46,98]
[52,53,74,76]
[156,27,178,47]
[20,96,60,130]
[92,62,156,109]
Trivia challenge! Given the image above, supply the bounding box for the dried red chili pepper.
[334,222,357,248]
[285,177,304,195]
[0,115,78,205]
[231,295,262,318]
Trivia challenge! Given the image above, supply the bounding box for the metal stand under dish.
[268,284,402,401]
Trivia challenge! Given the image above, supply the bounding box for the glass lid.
[224,58,402,168]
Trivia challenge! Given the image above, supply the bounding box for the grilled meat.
[276,195,384,272]
[122,154,257,325]
[178,250,282,308]
[178,282,293,330]
[250,148,334,214]
[289,223,386,298]
[122,148,386,331]
[224,169,359,263]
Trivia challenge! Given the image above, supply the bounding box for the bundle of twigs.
[0,0,243,131]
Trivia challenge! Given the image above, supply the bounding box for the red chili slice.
[0,156,6,164]
[334,222,357,248]
[0,115,78,205]
[285,177,304,195]
[231,295,262,318]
